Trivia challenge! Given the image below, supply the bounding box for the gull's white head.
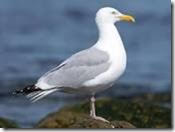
[96,7,135,24]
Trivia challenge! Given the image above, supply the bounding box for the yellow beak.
[119,15,135,22]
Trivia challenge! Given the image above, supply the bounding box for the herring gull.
[14,7,135,123]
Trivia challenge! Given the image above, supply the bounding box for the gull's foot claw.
[91,116,115,128]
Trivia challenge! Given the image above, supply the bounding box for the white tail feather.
[26,91,41,98]
[27,89,58,103]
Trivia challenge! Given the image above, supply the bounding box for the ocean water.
[0,0,171,127]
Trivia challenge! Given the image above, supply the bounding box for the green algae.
[36,96,171,128]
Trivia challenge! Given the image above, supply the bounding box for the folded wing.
[36,47,110,90]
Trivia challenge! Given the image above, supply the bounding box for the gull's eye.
[111,11,116,15]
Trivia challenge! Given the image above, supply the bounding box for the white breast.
[83,40,127,93]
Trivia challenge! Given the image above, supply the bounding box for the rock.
[36,109,135,128]
[36,98,171,128]
[0,117,19,128]
[110,121,136,128]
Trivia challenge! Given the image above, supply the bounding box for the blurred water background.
[0,0,171,128]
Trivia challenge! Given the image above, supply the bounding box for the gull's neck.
[94,22,124,50]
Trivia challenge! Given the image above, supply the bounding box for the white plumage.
[17,7,135,123]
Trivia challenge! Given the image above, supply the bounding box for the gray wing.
[37,47,110,89]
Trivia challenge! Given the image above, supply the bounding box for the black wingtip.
[13,85,42,95]
[13,89,25,95]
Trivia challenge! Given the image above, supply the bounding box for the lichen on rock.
[36,109,135,128]
[36,97,171,128]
